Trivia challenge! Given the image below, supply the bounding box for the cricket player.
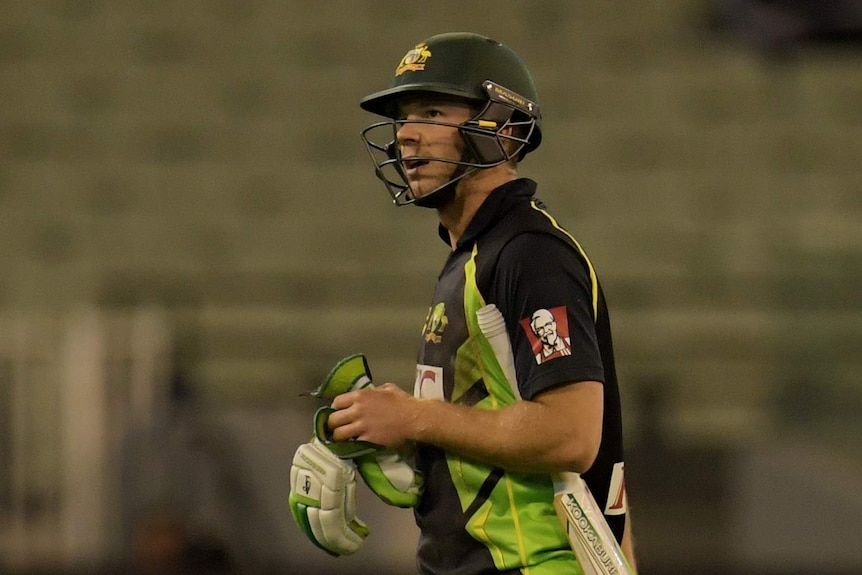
[290,32,636,574]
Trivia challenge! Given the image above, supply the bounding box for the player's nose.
[396,120,421,148]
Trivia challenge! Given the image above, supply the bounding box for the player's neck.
[438,166,516,249]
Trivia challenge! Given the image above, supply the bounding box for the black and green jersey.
[413,178,626,575]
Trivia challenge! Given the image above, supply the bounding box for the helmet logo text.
[396,43,432,76]
[483,80,539,118]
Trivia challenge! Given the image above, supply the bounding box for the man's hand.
[288,439,369,556]
[313,406,381,459]
[328,383,417,450]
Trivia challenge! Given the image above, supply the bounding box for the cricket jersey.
[413,178,627,575]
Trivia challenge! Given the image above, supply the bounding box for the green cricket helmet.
[360,32,542,207]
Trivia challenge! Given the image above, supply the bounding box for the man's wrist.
[408,396,443,445]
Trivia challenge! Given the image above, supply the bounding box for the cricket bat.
[476,304,633,575]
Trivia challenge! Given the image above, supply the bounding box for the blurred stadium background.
[1,1,861,574]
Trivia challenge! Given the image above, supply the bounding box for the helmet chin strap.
[412,150,477,209]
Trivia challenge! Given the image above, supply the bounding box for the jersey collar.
[437,178,538,249]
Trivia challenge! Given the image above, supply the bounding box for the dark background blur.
[1,1,861,574]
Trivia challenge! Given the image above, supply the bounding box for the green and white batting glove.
[289,438,369,556]
[306,353,425,508]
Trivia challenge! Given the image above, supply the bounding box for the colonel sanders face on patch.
[522,306,572,365]
[531,308,560,346]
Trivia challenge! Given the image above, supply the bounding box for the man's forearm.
[410,382,603,474]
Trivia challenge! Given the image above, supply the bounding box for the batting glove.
[289,438,369,556]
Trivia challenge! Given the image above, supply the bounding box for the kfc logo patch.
[520,306,572,365]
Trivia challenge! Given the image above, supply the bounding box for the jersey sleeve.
[492,232,604,401]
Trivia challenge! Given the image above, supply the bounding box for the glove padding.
[289,438,369,556]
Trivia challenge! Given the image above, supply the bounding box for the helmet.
[360,32,542,207]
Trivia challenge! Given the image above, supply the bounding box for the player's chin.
[408,179,434,200]
[410,174,449,196]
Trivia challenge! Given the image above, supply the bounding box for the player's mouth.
[402,158,429,174]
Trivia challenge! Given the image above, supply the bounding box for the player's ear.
[499,125,525,166]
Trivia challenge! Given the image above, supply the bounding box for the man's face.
[394,97,475,200]
[531,311,558,346]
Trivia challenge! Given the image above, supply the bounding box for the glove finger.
[345,480,369,539]
[288,498,338,557]
[316,507,367,555]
